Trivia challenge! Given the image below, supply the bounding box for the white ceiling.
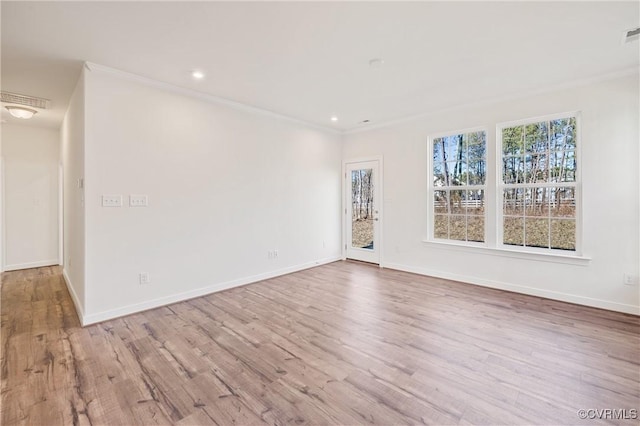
[1,1,638,131]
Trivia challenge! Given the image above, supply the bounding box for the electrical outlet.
[102,195,122,207]
[139,272,151,285]
[623,274,639,286]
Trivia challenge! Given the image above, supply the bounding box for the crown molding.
[83,62,341,136]
[344,66,639,135]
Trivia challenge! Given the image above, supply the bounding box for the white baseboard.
[4,259,59,272]
[384,262,640,316]
[62,268,85,325]
[82,255,342,326]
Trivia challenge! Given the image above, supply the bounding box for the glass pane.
[550,118,576,151]
[503,188,524,216]
[524,188,547,217]
[525,218,549,248]
[466,190,484,216]
[434,215,448,239]
[565,151,576,182]
[449,134,466,165]
[439,162,456,186]
[539,188,551,217]
[503,126,524,156]
[551,219,576,251]
[447,161,466,186]
[525,121,549,154]
[433,162,446,187]
[503,217,524,246]
[549,187,576,218]
[467,131,486,185]
[351,168,374,250]
[468,160,486,185]
[549,151,561,182]
[434,190,448,213]
[566,117,577,149]
[450,215,466,241]
[550,151,576,182]
[502,156,524,184]
[433,137,445,163]
[467,216,484,242]
[467,131,486,147]
[525,154,548,183]
[450,190,466,214]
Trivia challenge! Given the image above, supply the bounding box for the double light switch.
[102,195,148,207]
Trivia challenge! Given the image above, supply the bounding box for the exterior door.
[345,160,380,264]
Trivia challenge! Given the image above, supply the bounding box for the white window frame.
[496,111,582,256]
[427,126,488,247]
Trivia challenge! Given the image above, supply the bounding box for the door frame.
[342,156,383,266]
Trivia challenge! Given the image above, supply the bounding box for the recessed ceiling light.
[369,58,385,68]
[331,116,338,122]
[192,70,205,80]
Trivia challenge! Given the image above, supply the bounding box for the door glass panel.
[351,168,374,250]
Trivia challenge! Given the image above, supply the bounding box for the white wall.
[343,73,639,314]
[81,65,342,323]
[2,123,59,270]
[61,70,86,317]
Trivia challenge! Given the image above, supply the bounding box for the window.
[427,113,580,257]
[430,129,487,243]
[499,115,578,251]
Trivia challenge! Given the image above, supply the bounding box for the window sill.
[421,239,591,266]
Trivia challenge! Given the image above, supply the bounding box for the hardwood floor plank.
[2,262,639,425]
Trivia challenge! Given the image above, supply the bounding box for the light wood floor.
[1,262,639,425]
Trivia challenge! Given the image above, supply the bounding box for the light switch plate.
[102,195,122,207]
[130,195,148,207]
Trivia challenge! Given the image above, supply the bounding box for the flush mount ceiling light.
[2,91,48,120]
[5,106,37,119]
[331,116,338,122]
[191,70,205,80]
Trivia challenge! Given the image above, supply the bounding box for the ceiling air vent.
[1,91,50,109]
[623,27,640,44]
